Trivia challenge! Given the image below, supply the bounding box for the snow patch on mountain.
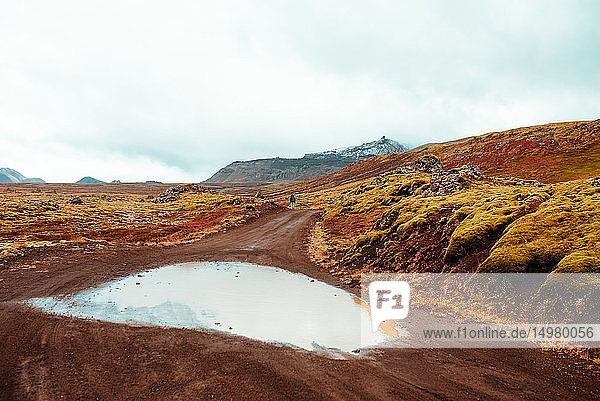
[304,136,408,160]
[0,168,46,183]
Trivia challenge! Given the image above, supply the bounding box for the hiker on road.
[290,194,296,209]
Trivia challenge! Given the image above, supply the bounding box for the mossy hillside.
[480,179,600,273]
[443,191,548,264]
[279,179,372,211]
[344,178,546,271]
[320,173,429,245]
[309,171,600,278]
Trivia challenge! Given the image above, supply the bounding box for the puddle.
[26,261,401,353]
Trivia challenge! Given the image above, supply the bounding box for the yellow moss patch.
[554,252,600,273]
[479,179,600,273]
[297,169,600,275]
[0,186,269,267]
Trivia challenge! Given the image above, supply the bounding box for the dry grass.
[0,185,272,267]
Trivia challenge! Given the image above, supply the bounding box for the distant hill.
[0,168,25,183]
[276,119,600,195]
[207,136,408,184]
[0,168,46,183]
[76,176,104,184]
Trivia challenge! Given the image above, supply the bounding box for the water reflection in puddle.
[27,262,401,353]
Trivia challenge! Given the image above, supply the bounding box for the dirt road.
[0,210,598,400]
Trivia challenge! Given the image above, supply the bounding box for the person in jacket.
[290,194,296,209]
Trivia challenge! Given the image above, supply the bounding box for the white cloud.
[1,0,599,182]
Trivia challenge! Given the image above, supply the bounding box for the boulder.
[226,197,242,205]
[67,196,83,205]
[414,155,443,174]
[154,184,212,203]
[459,164,483,180]
[423,172,464,197]
[373,209,399,230]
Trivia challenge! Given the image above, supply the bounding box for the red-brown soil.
[0,210,598,400]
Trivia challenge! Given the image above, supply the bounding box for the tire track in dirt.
[0,209,598,400]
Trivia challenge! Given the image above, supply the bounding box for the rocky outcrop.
[458,164,483,180]
[372,209,399,230]
[423,171,464,197]
[154,184,214,203]
[379,156,489,198]
[67,196,83,205]
[390,154,445,175]
[397,155,470,197]
[414,155,443,174]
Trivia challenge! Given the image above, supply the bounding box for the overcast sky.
[1,1,599,182]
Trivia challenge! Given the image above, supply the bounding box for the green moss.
[353,232,381,248]
[479,180,600,273]
[553,252,600,273]
[300,168,599,275]
[444,205,522,263]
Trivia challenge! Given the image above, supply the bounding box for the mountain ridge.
[0,168,45,183]
[304,136,408,160]
[207,136,407,184]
